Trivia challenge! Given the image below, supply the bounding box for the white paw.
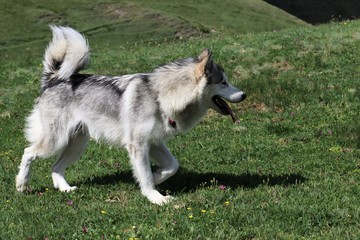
[16,184,27,193]
[52,172,77,193]
[144,189,174,205]
[59,186,78,193]
[159,195,174,205]
[15,175,28,192]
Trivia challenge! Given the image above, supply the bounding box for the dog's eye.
[221,81,227,86]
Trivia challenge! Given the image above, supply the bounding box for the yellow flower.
[224,201,230,205]
[187,207,192,211]
[201,209,206,213]
[101,210,107,214]
[188,215,193,219]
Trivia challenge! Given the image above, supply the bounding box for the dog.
[15,26,246,205]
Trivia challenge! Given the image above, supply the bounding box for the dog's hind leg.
[127,142,173,205]
[16,146,40,192]
[52,131,89,192]
[149,142,179,185]
[16,109,58,192]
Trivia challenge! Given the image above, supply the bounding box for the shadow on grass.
[77,167,306,194]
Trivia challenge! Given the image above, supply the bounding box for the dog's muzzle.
[212,86,246,123]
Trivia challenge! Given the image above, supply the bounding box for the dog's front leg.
[127,143,173,205]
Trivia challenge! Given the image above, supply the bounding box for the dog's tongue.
[222,100,239,124]
[214,96,240,124]
[220,98,240,124]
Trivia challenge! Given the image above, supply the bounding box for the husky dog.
[15,26,246,205]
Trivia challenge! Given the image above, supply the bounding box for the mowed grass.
[1,14,360,240]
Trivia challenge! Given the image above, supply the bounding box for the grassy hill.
[0,1,359,239]
[0,0,306,64]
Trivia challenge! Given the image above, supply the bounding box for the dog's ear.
[195,49,213,82]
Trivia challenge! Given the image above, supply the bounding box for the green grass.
[136,0,306,34]
[1,2,360,239]
[0,0,306,65]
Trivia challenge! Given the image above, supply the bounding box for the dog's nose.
[240,93,246,101]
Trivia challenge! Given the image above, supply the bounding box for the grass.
[0,0,306,65]
[1,2,360,239]
[136,0,306,34]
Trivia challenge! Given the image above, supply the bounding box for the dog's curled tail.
[41,26,89,91]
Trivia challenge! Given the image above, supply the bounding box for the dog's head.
[195,49,246,122]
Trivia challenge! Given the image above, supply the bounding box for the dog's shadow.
[77,167,306,194]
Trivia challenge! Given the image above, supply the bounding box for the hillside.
[0,0,306,64]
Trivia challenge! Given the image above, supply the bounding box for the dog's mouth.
[212,96,237,122]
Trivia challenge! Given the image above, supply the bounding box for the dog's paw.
[52,173,77,193]
[58,186,78,193]
[15,175,28,193]
[16,183,27,193]
[152,195,174,206]
[159,195,174,205]
[144,190,174,206]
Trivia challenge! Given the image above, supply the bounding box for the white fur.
[43,26,89,81]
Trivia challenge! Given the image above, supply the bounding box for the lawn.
[0,2,359,239]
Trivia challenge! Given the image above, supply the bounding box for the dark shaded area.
[264,0,360,24]
[76,167,306,194]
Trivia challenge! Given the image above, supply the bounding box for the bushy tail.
[41,26,89,91]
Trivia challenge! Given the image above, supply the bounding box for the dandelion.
[201,209,206,213]
[188,215,193,219]
[224,201,230,205]
[187,207,192,211]
[45,188,49,191]
[101,210,107,214]
[6,200,10,203]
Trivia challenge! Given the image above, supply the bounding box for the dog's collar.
[168,117,177,129]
